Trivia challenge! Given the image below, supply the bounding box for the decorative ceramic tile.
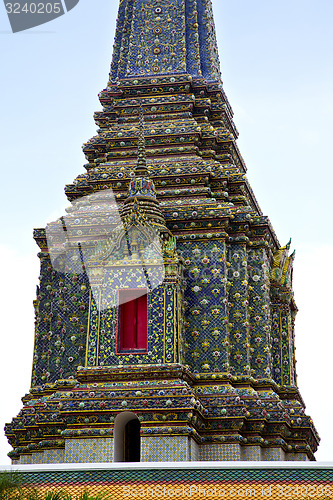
[286,453,309,461]
[65,438,113,463]
[19,454,32,464]
[200,444,241,461]
[141,436,188,462]
[189,439,200,461]
[241,446,261,461]
[4,0,318,465]
[261,447,285,461]
[31,452,45,464]
[4,465,332,500]
[109,0,221,81]
[44,449,65,464]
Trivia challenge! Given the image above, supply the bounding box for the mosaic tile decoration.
[141,436,188,462]
[241,446,261,461]
[190,439,200,461]
[19,455,34,465]
[21,450,65,465]
[64,438,113,463]
[7,465,333,500]
[109,0,221,81]
[44,449,65,464]
[262,447,286,461]
[200,443,241,461]
[286,453,309,462]
[5,0,319,465]
[28,452,45,464]
[13,444,292,465]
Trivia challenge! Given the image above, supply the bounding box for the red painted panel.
[136,293,148,349]
[117,289,148,352]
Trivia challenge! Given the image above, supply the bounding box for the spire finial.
[135,104,149,175]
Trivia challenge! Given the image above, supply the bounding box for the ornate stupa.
[5,0,319,463]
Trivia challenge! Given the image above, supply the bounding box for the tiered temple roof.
[5,0,319,463]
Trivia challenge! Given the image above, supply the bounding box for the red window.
[117,289,148,352]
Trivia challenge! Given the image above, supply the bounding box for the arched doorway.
[114,411,140,462]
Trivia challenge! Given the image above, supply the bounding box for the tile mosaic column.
[181,239,229,374]
[271,307,284,386]
[247,246,272,380]
[189,438,200,461]
[226,244,250,377]
[271,303,296,387]
[281,305,296,387]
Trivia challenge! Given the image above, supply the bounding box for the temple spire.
[5,0,319,465]
[125,105,158,205]
[109,0,222,83]
[135,104,148,175]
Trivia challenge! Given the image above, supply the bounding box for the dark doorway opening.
[114,412,141,462]
[124,418,140,462]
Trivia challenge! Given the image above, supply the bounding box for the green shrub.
[0,472,22,500]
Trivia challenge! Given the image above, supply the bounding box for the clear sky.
[0,0,332,463]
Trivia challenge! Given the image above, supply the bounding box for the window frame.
[116,288,149,355]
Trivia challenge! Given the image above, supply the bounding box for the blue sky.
[0,0,332,463]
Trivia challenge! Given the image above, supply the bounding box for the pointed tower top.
[125,104,157,204]
[109,0,222,83]
[135,104,148,175]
